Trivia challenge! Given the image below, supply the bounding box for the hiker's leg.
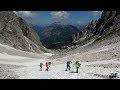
[76,67,78,73]
[46,67,48,71]
[77,67,79,71]
[66,65,68,71]
[47,67,48,71]
[41,67,42,71]
[40,66,41,71]
[78,67,79,73]
[69,65,71,71]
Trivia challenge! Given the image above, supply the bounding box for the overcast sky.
[14,11,102,25]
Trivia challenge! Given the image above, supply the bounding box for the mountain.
[72,11,120,46]
[39,22,79,49]
[72,20,97,44]
[0,11,48,53]
[72,23,88,31]
[32,24,46,40]
[32,25,45,32]
[92,11,120,36]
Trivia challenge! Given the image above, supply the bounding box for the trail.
[13,59,120,79]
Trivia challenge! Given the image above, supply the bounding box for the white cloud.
[77,21,81,24]
[13,11,36,18]
[91,11,102,16]
[50,11,69,19]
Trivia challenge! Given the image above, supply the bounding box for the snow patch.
[43,53,54,56]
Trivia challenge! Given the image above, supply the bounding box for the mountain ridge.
[33,22,79,49]
[0,11,48,53]
[72,11,120,47]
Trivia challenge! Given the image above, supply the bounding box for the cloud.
[13,11,36,18]
[50,11,69,19]
[77,21,81,24]
[91,11,102,16]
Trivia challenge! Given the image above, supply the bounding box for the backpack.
[76,63,81,67]
[40,63,43,67]
[67,61,72,65]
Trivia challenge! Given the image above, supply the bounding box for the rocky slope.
[72,11,120,46]
[92,11,120,37]
[0,11,47,53]
[72,20,97,45]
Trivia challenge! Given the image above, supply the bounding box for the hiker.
[45,62,49,71]
[74,61,81,73]
[40,62,43,71]
[66,61,72,71]
[48,62,51,68]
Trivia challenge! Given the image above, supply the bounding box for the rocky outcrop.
[0,11,47,53]
[72,20,97,43]
[92,11,120,36]
[72,11,120,46]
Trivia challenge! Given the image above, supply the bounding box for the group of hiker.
[40,62,51,71]
[66,61,81,73]
[39,61,81,73]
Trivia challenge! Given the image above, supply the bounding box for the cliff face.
[0,11,46,53]
[72,20,97,43]
[72,11,120,46]
[92,11,120,36]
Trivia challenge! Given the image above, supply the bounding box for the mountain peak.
[50,22,66,26]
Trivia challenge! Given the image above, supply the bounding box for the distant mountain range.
[72,23,88,31]
[32,24,46,39]
[13,11,120,50]
[32,22,80,49]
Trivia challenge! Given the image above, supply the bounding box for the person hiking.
[66,61,72,71]
[45,62,49,71]
[48,62,51,68]
[74,61,81,73]
[40,62,43,71]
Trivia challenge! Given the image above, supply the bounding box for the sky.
[14,11,102,25]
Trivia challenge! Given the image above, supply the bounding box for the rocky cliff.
[72,11,120,46]
[92,11,120,36]
[72,20,97,44]
[0,11,47,53]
